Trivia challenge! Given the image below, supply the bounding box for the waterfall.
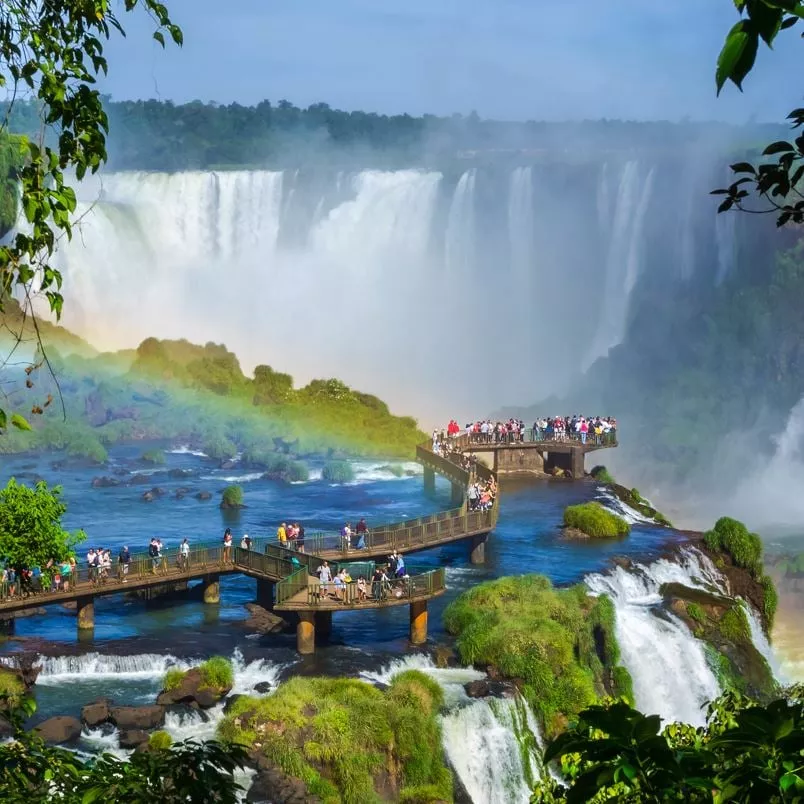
[34,652,188,682]
[508,166,535,284]
[445,169,477,278]
[441,696,543,804]
[715,208,736,284]
[585,549,725,726]
[583,162,655,369]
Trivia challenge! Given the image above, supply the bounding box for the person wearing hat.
[277,522,287,546]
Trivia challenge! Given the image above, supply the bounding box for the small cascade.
[595,486,656,525]
[744,603,787,684]
[586,550,725,726]
[441,696,543,804]
[34,652,188,682]
[715,207,736,284]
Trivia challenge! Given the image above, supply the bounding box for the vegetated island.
[0,300,425,466]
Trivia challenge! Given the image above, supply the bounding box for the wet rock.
[247,754,319,803]
[128,473,154,485]
[174,487,192,500]
[243,603,290,635]
[464,679,517,699]
[119,729,150,749]
[61,601,77,610]
[195,491,212,501]
[110,705,165,730]
[168,468,194,479]
[223,694,247,714]
[92,476,120,488]
[432,645,459,668]
[156,668,231,709]
[34,715,82,745]
[140,487,165,503]
[253,682,274,694]
[560,527,590,540]
[81,698,112,728]
[15,654,42,688]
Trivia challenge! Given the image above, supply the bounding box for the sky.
[99,0,801,123]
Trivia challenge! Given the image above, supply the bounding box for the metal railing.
[275,566,310,605]
[454,428,618,447]
[278,567,446,608]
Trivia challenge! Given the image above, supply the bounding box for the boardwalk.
[0,430,615,652]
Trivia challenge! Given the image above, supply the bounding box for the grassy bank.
[563,502,630,538]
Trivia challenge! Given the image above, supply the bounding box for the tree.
[0,696,248,803]
[0,478,84,568]
[714,1,804,226]
[0,1,182,432]
[532,688,804,803]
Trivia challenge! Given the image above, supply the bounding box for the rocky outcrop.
[156,668,231,709]
[463,679,518,699]
[110,705,165,730]
[661,582,776,700]
[92,476,121,488]
[168,468,194,479]
[81,698,112,728]
[119,729,150,749]
[34,716,82,744]
[140,487,165,502]
[195,491,212,501]
[243,603,290,635]
[248,752,320,804]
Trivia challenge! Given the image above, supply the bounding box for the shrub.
[322,460,355,484]
[220,485,244,508]
[563,502,630,539]
[0,668,24,704]
[719,605,750,643]
[590,465,615,484]
[141,449,166,465]
[163,667,186,691]
[703,517,762,576]
[686,603,706,623]
[148,730,173,750]
[760,575,778,630]
[199,656,234,690]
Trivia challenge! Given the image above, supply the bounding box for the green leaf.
[746,0,784,44]
[716,21,760,93]
[0,409,6,430]
[730,162,757,174]
[763,140,796,155]
[153,30,165,47]
[780,771,801,791]
[10,413,32,431]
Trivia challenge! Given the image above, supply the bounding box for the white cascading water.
[585,549,725,726]
[715,207,736,284]
[583,162,655,370]
[445,169,477,279]
[361,654,544,803]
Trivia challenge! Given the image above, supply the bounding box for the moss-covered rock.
[662,583,776,701]
[321,460,355,484]
[220,484,244,509]
[218,673,452,804]
[704,517,762,576]
[443,575,632,737]
[563,502,630,539]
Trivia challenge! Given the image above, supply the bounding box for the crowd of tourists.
[314,550,410,604]
[433,415,617,447]
[275,517,371,552]
[467,475,497,511]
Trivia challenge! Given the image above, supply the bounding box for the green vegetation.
[148,731,173,751]
[686,602,705,623]
[218,672,452,804]
[0,668,24,705]
[589,465,615,485]
[199,657,234,691]
[220,485,244,509]
[141,449,166,465]
[322,460,355,484]
[0,695,247,803]
[760,574,779,631]
[563,502,630,539]
[719,605,750,644]
[704,517,763,576]
[0,479,85,570]
[533,686,804,803]
[443,575,631,737]
[163,667,186,692]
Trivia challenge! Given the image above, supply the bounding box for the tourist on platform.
[395,552,406,578]
[62,559,73,592]
[116,545,130,581]
[355,518,368,549]
[341,522,352,552]
[332,570,345,602]
[276,522,287,547]
[5,567,16,598]
[317,561,332,595]
[178,539,189,571]
[222,529,233,563]
[371,566,384,601]
[296,522,305,553]
[388,551,398,576]
[240,533,252,551]
[357,575,368,601]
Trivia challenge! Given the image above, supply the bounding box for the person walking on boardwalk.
[296,522,305,553]
[118,545,131,582]
[355,518,368,550]
[222,529,233,563]
[276,522,287,547]
[179,538,190,571]
[148,539,159,574]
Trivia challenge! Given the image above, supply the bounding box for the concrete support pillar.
[77,597,95,631]
[470,533,487,565]
[450,481,463,507]
[202,575,220,604]
[409,600,428,645]
[493,451,499,474]
[315,611,332,639]
[571,447,585,479]
[423,467,435,496]
[256,578,275,610]
[297,612,316,654]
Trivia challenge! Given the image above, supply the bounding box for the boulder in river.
[34,716,82,745]
[195,491,212,501]
[156,667,231,709]
[243,603,290,635]
[119,729,150,749]
[463,679,518,699]
[253,682,274,694]
[110,705,165,730]
[81,698,112,728]
[128,473,154,485]
[168,468,194,479]
[247,753,318,804]
[91,476,120,488]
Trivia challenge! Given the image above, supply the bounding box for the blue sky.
[102,0,799,121]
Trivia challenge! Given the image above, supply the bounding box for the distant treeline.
[2,97,787,172]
